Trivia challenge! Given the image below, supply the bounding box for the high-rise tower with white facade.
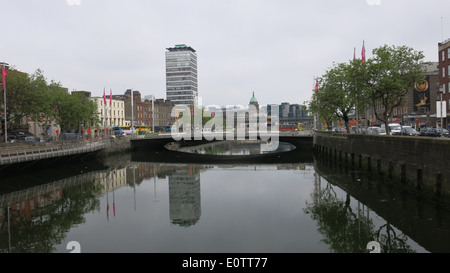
[165,44,198,105]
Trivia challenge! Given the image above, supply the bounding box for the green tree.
[48,83,98,133]
[363,45,427,135]
[310,60,366,133]
[0,68,51,137]
[308,80,336,131]
[1,66,98,139]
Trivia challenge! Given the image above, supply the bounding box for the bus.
[112,126,132,135]
[134,125,152,135]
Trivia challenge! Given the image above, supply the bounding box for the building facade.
[268,102,310,129]
[165,44,198,105]
[91,96,126,128]
[124,89,152,127]
[400,62,440,128]
[153,98,175,131]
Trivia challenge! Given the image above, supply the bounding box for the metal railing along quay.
[0,139,111,166]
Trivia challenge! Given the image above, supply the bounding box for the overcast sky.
[2,0,450,107]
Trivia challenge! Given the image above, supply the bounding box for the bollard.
[436,173,442,198]
[377,159,382,176]
[401,164,406,184]
[388,161,393,179]
[417,169,423,191]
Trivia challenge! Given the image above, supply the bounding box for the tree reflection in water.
[0,172,103,253]
[304,173,415,253]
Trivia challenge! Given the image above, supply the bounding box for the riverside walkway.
[0,139,110,167]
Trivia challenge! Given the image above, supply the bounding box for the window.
[448,65,450,77]
[444,66,447,78]
[444,83,447,94]
[442,51,446,62]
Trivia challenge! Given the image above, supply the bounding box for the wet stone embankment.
[313,131,450,209]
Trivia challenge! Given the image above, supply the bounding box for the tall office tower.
[165,44,198,105]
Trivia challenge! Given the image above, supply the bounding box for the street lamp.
[150,94,155,133]
[438,85,444,129]
[1,62,9,143]
[144,94,155,133]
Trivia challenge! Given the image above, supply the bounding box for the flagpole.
[1,62,8,143]
[131,89,134,136]
[103,88,106,138]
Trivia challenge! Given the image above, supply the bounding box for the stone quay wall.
[313,131,450,208]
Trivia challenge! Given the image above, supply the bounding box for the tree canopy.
[309,44,426,135]
[1,67,98,138]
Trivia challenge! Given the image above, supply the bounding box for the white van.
[381,123,402,134]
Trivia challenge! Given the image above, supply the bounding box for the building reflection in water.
[100,163,202,227]
[168,166,201,227]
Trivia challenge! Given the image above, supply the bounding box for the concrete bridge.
[130,131,315,164]
[0,131,315,172]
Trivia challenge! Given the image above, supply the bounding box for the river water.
[0,141,449,253]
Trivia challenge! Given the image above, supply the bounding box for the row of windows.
[98,100,124,108]
[165,52,197,59]
[167,86,195,91]
[101,118,125,127]
[441,65,450,78]
[167,91,195,96]
[100,109,124,116]
[167,95,195,100]
[166,81,198,86]
[440,48,450,62]
[166,76,197,82]
[166,67,193,72]
[167,71,197,76]
[166,72,191,77]
[166,63,198,69]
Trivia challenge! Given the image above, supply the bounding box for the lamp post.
[1,62,9,143]
[130,89,134,137]
[150,94,155,133]
[438,85,444,129]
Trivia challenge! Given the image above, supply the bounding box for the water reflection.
[305,172,415,253]
[0,154,449,252]
[175,140,296,155]
[168,167,201,227]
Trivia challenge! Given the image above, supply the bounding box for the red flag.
[353,47,356,61]
[315,78,319,90]
[361,41,366,63]
[103,88,106,105]
[110,89,112,106]
[2,65,6,90]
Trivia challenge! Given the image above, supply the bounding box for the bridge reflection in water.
[1,140,449,252]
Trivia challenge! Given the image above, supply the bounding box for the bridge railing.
[0,139,110,166]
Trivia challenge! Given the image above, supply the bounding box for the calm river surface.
[1,143,449,253]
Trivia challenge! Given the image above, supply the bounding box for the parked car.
[7,131,36,142]
[436,128,450,138]
[424,128,440,137]
[419,127,429,136]
[381,123,402,135]
[355,127,367,134]
[400,127,420,136]
[366,127,386,135]
[390,126,402,135]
